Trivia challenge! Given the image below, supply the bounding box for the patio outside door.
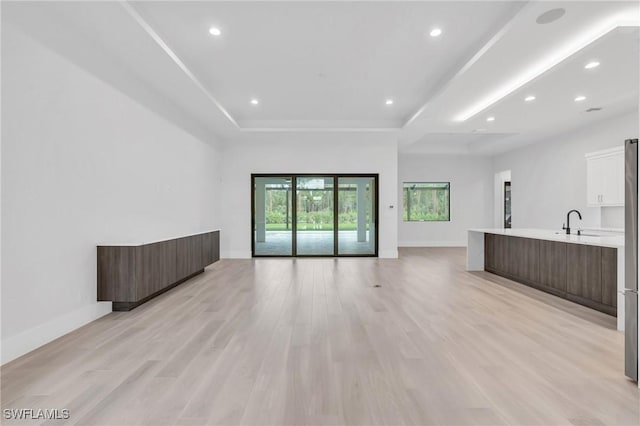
[252,177,293,256]
[296,176,335,256]
[252,174,378,257]
[338,177,376,255]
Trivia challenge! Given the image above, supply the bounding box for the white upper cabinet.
[585,147,624,207]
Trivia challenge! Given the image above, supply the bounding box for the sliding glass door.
[252,174,378,257]
[338,177,376,255]
[253,177,293,256]
[296,176,335,255]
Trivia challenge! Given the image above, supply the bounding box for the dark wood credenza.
[98,230,220,311]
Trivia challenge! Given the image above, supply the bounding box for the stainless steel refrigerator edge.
[625,138,639,381]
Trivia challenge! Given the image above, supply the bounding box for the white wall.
[220,135,398,258]
[493,112,639,231]
[1,24,221,363]
[398,154,494,247]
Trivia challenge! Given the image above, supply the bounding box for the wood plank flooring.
[2,248,639,426]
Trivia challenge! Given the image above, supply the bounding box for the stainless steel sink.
[554,231,600,237]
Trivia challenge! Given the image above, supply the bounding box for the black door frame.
[251,173,379,257]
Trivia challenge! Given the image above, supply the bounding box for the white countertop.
[469,228,624,249]
[98,229,221,247]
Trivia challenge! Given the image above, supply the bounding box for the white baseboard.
[379,249,399,259]
[1,302,112,365]
[398,241,467,248]
[222,250,252,259]
[223,250,399,259]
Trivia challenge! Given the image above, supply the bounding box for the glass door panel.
[253,177,293,256]
[295,177,335,255]
[338,177,376,255]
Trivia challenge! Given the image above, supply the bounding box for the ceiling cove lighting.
[429,28,442,37]
[453,9,640,122]
[585,61,600,69]
[209,27,221,36]
[486,116,495,122]
[250,99,259,105]
[574,95,587,102]
[385,99,394,105]
[524,95,536,102]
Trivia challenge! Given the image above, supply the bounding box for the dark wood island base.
[484,233,618,316]
[98,230,220,311]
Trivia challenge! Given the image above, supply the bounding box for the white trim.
[223,250,399,259]
[120,1,239,129]
[455,17,640,122]
[398,241,467,248]
[222,250,252,259]
[1,302,112,365]
[584,146,625,159]
[239,127,400,133]
[404,1,529,127]
[378,249,399,259]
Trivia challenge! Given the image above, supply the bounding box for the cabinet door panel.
[484,234,496,270]
[602,153,624,205]
[567,244,602,302]
[192,234,204,271]
[212,231,220,262]
[177,237,195,280]
[202,232,214,267]
[504,237,539,283]
[140,240,177,299]
[601,247,618,307]
[177,234,206,279]
[586,150,624,206]
[140,242,162,299]
[97,246,139,302]
[162,239,177,290]
[506,236,520,277]
[521,238,540,283]
[494,235,509,274]
[586,157,604,206]
[539,241,567,293]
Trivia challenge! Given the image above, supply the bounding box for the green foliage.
[402,184,450,221]
[259,183,374,231]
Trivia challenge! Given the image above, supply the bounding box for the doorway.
[504,181,512,228]
[252,174,378,257]
[494,170,512,228]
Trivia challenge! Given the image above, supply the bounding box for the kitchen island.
[468,228,624,330]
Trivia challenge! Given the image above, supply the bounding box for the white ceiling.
[131,1,523,129]
[402,0,640,154]
[4,1,639,155]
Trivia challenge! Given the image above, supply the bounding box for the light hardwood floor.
[2,248,639,426]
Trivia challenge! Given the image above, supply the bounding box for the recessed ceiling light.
[250,98,259,105]
[525,95,536,102]
[385,99,394,105]
[429,28,442,37]
[585,61,600,69]
[486,116,495,122]
[209,27,221,36]
[574,95,587,102]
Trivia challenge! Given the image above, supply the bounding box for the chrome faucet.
[563,209,582,235]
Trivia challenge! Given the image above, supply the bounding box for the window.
[403,182,450,222]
